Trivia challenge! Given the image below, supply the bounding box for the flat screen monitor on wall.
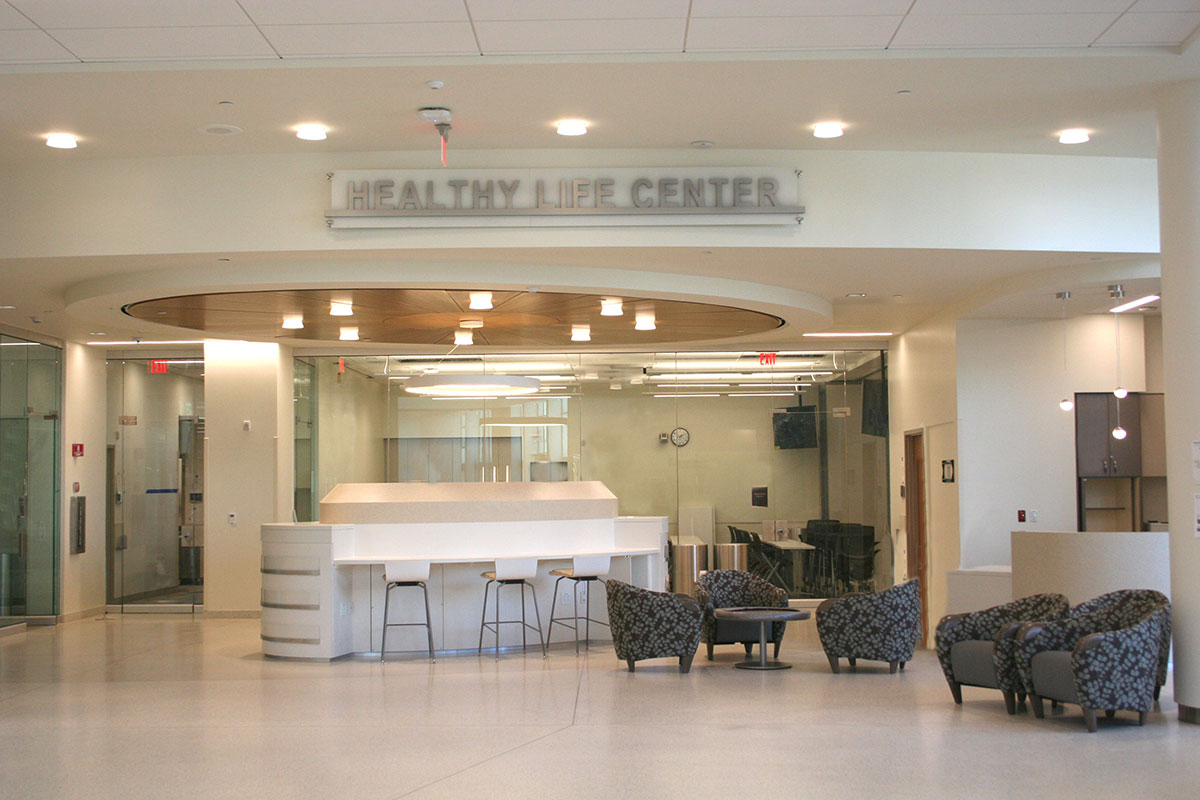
[773,405,818,449]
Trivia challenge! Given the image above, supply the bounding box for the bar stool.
[478,557,546,660]
[547,555,611,653]
[380,560,435,661]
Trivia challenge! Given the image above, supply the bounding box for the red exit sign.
[759,352,777,366]
[148,360,169,374]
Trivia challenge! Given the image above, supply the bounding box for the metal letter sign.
[326,167,804,229]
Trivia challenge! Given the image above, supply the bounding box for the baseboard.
[1181,705,1200,725]
[202,609,261,619]
[24,616,58,626]
[57,606,105,624]
[0,622,27,638]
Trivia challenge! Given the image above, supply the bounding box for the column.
[203,341,293,614]
[1156,80,1200,723]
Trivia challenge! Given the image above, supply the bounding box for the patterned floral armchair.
[696,570,789,661]
[934,593,1069,713]
[1015,589,1170,732]
[605,579,703,674]
[816,579,920,674]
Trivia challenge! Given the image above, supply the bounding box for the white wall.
[60,343,106,617]
[203,341,292,613]
[887,313,960,638]
[3,150,1158,262]
[956,314,1146,569]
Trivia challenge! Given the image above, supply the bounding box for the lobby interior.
[3,2,1200,797]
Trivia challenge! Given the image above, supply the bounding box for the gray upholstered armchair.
[816,579,921,674]
[935,593,1069,713]
[605,579,703,674]
[1015,589,1171,732]
[696,569,789,661]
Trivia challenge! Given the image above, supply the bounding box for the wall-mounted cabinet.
[1075,392,1165,532]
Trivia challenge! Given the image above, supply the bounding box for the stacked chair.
[1014,589,1171,732]
[696,569,790,661]
[935,593,1070,713]
[816,579,921,674]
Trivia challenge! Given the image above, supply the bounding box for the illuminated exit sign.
[759,352,777,366]
[148,360,169,374]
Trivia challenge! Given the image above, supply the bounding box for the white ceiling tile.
[239,0,467,26]
[51,26,276,61]
[475,18,685,53]
[911,0,1132,12]
[0,3,36,29]
[1129,0,1200,12]
[691,0,913,16]
[261,22,478,57]
[891,13,1118,47]
[686,15,901,51]
[0,27,75,60]
[1095,11,1200,43]
[9,0,249,29]
[468,0,689,20]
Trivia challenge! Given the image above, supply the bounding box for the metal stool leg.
[584,579,591,647]
[572,578,580,653]
[478,579,492,655]
[546,575,565,646]
[529,583,547,658]
[521,581,528,652]
[380,582,392,661]
[421,581,435,661]
[494,580,501,661]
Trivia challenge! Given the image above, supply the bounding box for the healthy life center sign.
[325,167,803,228]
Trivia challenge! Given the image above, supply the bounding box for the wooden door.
[904,432,928,642]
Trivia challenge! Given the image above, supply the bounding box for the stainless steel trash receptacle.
[712,542,749,572]
[670,543,707,596]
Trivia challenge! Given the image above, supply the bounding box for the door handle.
[1111,457,1118,474]
[1102,458,1108,474]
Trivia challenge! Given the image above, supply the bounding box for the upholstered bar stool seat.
[547,556,611,653]
[381,560,435,661]
[478,557,547,660]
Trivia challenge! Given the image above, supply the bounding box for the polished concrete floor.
[1,614,1198,799]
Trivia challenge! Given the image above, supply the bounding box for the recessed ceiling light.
[896,89,912,96]
[282,316,304,330]
[330,300,353,316]
[200,124,243,136]
[845,292,868,298]
[1058,128,1090,144]
[600,298,624,316]
[45,133,77,149]
[0,305,15,310]
[296,124,327,141]
[469,292,493,310]
[88,331,105,335]
[339,326,359,341]
[454,329,474,346]
[217,100,233,107]
[813,122,845,139]
[557,119,588,136]
[571,325,591,342]
[635,313,656,331]
[459,319,484,329]
[690,140,714,149]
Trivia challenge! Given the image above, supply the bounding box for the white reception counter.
[260,481,667,659]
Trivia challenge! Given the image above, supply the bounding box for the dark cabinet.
[1075,392,1140,477]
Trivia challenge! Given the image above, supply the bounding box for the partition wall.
[295,349,891,597]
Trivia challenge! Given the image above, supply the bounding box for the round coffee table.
[712,606,811,670]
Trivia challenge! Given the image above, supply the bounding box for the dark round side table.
[712,606,811,670]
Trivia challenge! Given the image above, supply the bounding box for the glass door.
[0,334,61,625]
[107,358,204,610]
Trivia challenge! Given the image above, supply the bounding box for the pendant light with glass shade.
[1056,292,1073,411]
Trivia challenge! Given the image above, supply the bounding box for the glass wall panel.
[107,357,204,607]
[294,358,317,522]
[296,349,890,598]
[0,335,61,624]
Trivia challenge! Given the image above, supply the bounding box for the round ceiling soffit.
[123,288,784,347]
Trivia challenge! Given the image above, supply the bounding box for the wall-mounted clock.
[670,427,690,447]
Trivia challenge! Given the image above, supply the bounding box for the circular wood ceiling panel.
[124,288,782,346]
